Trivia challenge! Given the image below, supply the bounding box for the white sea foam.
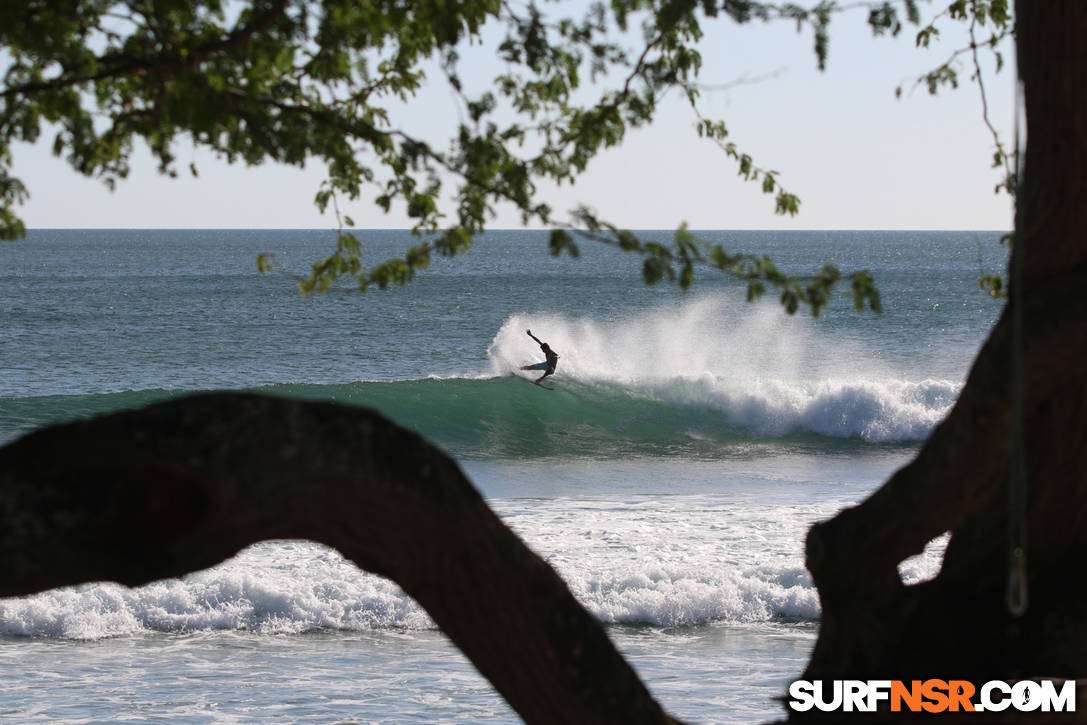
[0,550,815,639]
[503,496,828,626]
[2,493,941,639]
[488,295,959,442]
[1,485,948,640]
[0,543,433,640]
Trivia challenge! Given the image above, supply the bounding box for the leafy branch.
[3,0,1008,314]
[552,213,881,316]
[242,0,862,312]
[869,0,1014,298]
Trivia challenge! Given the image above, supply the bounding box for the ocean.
[1,229,1006,723]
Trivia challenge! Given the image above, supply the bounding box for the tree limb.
[0,392,679,724]
[0,0,290,99]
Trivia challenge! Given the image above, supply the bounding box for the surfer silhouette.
[521,329,559,384]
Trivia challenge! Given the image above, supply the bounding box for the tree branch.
[0,0,290,99]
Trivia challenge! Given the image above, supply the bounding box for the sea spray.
[487,295,819,384]
[484,294,958,446]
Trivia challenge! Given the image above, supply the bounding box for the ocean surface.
[0,229,1007,723]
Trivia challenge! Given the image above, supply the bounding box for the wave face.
[0,373,955,459]
[484,296,959,450]
[0,296,958,457]
[288,377,952,459]
[292,297,955,456]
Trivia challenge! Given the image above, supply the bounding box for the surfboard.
[512,373,554,390]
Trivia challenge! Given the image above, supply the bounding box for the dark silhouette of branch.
[0,392,680,725]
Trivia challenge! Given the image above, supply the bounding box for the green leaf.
[549,228,579,257]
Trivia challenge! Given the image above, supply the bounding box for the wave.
[0,388,185,441]
[0,296,958,456]
[0,374,955,459]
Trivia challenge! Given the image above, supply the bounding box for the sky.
[9,5,1016,231]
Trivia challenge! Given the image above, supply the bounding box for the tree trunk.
[0,392,678,725]
[799,0,1087,715]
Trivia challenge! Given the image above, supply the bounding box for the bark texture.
[799,1,1087,717]
[0,393,678,725]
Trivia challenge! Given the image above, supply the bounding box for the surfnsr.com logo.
[788,679,1076,713]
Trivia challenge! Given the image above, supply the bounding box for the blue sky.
[10,6,1015,231]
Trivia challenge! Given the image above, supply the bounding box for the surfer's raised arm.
[526,329,543,346]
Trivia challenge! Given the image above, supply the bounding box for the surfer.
[521,329,559,384]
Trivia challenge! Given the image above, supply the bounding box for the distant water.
[0,229,1005,723]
